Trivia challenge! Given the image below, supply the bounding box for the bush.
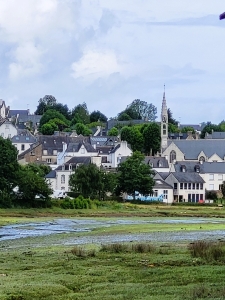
[131,243,155,253]
[101,243,129,253]
[188,240,225,262]
[70,246,96,257]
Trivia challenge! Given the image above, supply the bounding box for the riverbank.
[0,203,225,223]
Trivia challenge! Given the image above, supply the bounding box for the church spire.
[161,84,168,153]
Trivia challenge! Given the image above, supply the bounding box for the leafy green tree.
[181,126,195,134]
[142,123,161,155]
[74,123,92,136]
[168,123,180,133]
[120,126,143,151]
[16,165,52,207]
[0,137,20,194]
[35,95,57,115]
[123,99,157,121]
[118,111,134,121]
[108,127,119,136]
[69,164,102,199]
[200,122,221,138]
[71,103,90,124]
[116,151,154,199]
[40,122,58,135]
[40,109,70,129]
[168,108,178,125]
[220,181,225,198]
[99,171,118,200]
[90,110,107,122]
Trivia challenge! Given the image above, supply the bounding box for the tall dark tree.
[39,109,70,128]
[142,123,161,155]
[35,95,57,115]
[71,103,90,124]
[167,108,178,126]
[116,151,154,199]
[120,126,143,151]
[0,137,20,193]
[127,99,157,121]
[200,122,221,139]
[90,110,107,123]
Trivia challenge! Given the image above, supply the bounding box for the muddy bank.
[1,217,225,246]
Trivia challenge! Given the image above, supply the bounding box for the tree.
[121,99,157,121]
[40,122,58,135]
[200,122,221,139]
[220,181,225,198]
[168,123,180,133]
[39,109,70,129]
[116,151,154,199]
[181,126,195,134]
[120,126,143,151]
[16,165,52,207]
[108,127,119,136]
[35,95,57,115]
[74,123,92,136]
[90,110,107,123]
[71,103,90,124]
[0,137,20,194]
[142,123,161,155]
[117,112,132,121]
[167,108,178,126]
[69,164,102,199]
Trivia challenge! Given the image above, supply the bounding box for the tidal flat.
[1,206,225,299]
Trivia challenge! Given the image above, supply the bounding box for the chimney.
[62,142,67,152]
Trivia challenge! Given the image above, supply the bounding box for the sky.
[0,0,225,124]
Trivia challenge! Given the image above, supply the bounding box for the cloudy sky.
[0,0,225,124]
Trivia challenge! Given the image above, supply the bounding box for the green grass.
[1,242,225,299]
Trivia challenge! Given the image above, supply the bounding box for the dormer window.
[81,147,85,154]
[199,156,205,163]
[181,165,186,172]
[195,165,200,173]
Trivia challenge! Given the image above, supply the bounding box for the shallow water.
[1,217,225,245]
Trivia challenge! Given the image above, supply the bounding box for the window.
[46,158,52,163]
[196,183,199,190]
[188,183,191,189]
[81,147,85,154]
[21,144,25,151]
[188,194,191,201]
[25,137,29,141]
[61,175,65,184]
[184,183,187,190]
[200,194,203,200]
[163,190,168,199]
[170,151,176,163]
[53,150,57,155]
[209,184,214,190]
[174,183,177,189]
[43,150,47,155]
[69,164,72,170]
[192,194,195,202]
[200,183,203,190]
[163,124,166,135]
[180,183,183,189]
[196,194,199,202]
[192,183,195,190]
[5,125,9,129]
[154,190,158,197]
[199,156,205,163]
[218,174,223,181]
[209,174,214,180]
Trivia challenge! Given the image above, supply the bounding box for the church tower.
[161,85,168,152]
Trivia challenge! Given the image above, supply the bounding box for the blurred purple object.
[220,12,225,20]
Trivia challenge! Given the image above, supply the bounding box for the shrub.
[131,243,155,253]
[101,243,129,253]
[70,246,96,257]
[188,240,225,262]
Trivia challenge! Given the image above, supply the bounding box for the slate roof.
[18,114,42,124]
[206,132,225,139]
[144,156,169,168]
[174,161,225,174]
[178,124,203,131]
[45,170,56,179]
[11,135,37,143]
[168,132,188,140]
[168,140,225,160]
[8,110,29,118]
[66,142,97,153]
[97,146,114,154]
[17,142,41,159]
[54,156,91,171]
[171,172,205,183]
[90,136,120,146]
[155,172,170,180]
[154,179,173,189]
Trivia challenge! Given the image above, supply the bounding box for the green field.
[1,204,225,299]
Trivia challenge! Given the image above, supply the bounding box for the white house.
[11,133,37,155]
[0,120,17,139]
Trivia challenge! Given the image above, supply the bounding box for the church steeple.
[161,85,168,152]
